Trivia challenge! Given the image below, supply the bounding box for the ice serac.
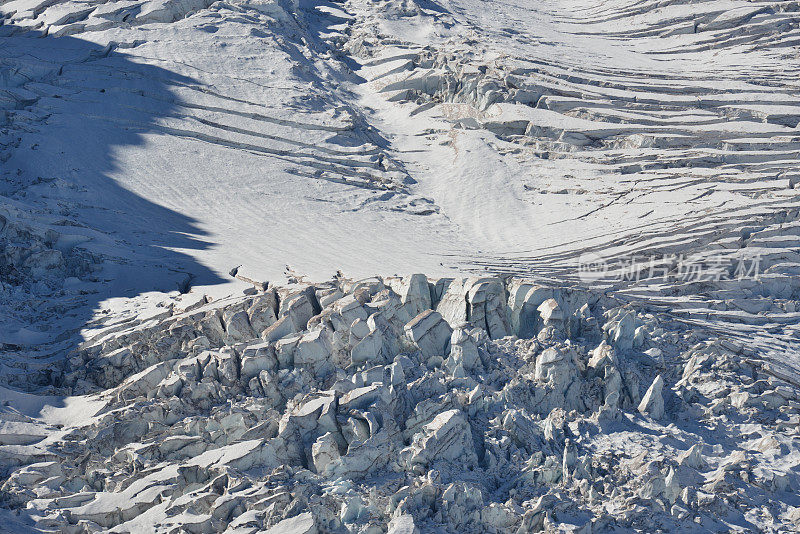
[436,278,509,339]
[404,309,453,359]
[312,432,341,475]
[638,374,666,419]
[390,273,433,322]
[387,514,420,534]
[403,409,477,471]
[507,281,554,338]
[446,327,480,372]
[265,512,317,534]
[1,273,798,533]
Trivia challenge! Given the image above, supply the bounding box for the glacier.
[1,0,799,531]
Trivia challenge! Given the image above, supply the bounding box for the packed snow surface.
[1,0,799,531]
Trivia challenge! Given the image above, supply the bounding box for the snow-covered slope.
[346,0,800,359]
[1,0,799,531]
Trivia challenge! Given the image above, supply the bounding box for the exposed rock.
[230,265,270,291]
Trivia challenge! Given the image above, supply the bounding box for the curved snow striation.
[343,0,800,363]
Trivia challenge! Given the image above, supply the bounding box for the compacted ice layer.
[1,274,798,533]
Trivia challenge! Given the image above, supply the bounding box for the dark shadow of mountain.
[0,23,225,384]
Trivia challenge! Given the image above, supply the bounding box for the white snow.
[1,0,799,531]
